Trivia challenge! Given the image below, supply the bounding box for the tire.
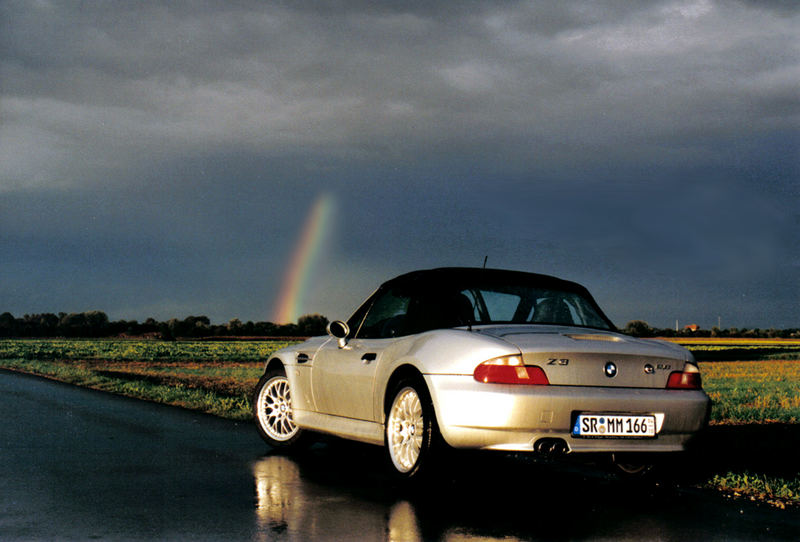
[253,366,309,449]
[384,377,440,480]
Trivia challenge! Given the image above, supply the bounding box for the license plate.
[572,414,656,438]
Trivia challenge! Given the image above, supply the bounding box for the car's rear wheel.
[385,378,439,480]
[253,367,309,449]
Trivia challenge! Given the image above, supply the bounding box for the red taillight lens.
[666,371,702,389]
[474,356,550,385]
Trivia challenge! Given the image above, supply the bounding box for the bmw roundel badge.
[604,361,618,378]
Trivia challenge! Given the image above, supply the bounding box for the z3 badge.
[547,358,570,366]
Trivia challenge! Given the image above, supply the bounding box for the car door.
[311,287,410,422]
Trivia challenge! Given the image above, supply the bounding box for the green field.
[1,338,798,507]
[701,361,800,424]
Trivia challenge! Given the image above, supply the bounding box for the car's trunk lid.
[474,325,690,388]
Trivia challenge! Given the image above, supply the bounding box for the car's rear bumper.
[425,375,710,453]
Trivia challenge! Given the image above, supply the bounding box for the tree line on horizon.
[0,311,330,339]
[622,320,800,339]
[1,311,797,340]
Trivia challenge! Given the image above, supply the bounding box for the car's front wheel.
[253,367,309,449]
[385,378,439,480]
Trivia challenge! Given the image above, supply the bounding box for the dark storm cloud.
[4,0,796,185]
[1,0,797,327]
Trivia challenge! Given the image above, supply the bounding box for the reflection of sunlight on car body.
[439,388,518,429]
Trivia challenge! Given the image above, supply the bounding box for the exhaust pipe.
[534,438,568,456]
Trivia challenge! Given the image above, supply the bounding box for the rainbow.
[272,194,335,324]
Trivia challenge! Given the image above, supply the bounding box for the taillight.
[666,364,702,389]
[474,355,550,385]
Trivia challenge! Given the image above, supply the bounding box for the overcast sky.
[1,0,798,329]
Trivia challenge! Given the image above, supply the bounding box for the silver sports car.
[253,268,710,479]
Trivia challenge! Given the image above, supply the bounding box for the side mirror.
[326,320,350,349]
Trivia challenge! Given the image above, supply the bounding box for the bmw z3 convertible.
[253,268,710,479]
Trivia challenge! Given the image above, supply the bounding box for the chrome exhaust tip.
[534,438,568,456]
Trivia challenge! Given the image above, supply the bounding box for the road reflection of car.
[252,456,423,541]
[253,268,710,479]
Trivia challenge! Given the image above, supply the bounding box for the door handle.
[361,353,377,363]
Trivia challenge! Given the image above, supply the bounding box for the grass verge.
[704,472,800,510]
[0,358,259,419]
[0,339,293,420]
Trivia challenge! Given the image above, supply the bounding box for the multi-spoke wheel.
[253,367,309,448]
[385,378,439,479]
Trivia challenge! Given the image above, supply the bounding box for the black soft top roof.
[378,267,615,331]
[384,267,590,294]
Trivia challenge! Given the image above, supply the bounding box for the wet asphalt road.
[1,369,799,541]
